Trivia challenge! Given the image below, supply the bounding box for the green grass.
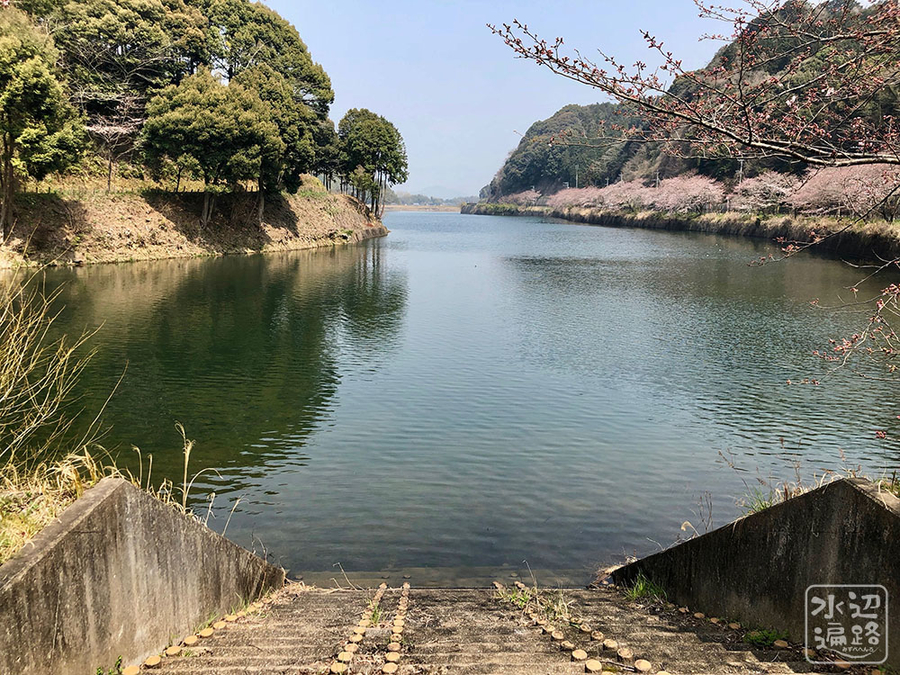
[623,572,667,602]
[739,487,778,515]
[470,203,530,216]
[744,628,788,648]
[295,188,328,200]
[496,586,535,609]
[877,471,899,498]
[194,609,222,633]
[95,656,123,675]
[369,601,383,625]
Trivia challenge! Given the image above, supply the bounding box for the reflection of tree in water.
[36,242,407,498]
[336,242,407,359]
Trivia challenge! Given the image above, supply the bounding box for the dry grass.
[496,576,576,626]
[5,174,383,268]
[0,450,124,564]
[0,275,107,563]
[720,450,900,519]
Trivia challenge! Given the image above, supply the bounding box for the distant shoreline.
[461,202,900,262]
[383,205,462,212]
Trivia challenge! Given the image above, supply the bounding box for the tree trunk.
[175,168,183,192]
[257,173,265,225]
[201,191,211,229]
[0,147,14,240]
[106,155,113,193]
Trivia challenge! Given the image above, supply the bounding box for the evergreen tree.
[338,108,408,215]
[312,119,340,190]
[201,0,333,116]
[142,69,281,226]
[0,8,84,237]
[234,64,317,193]
[41,0,208,188]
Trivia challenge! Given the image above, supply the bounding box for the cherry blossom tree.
[503,189,542,205]
[547,176,725,212]
[547,187,604,208]
[493,0,900,427]
[788,165,900,218]
[732,171,800,212]
[491,1,900,169]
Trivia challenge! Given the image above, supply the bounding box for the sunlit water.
[24,211,900,585]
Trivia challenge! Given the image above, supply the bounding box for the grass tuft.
[369,601,383,625]
[744,628,788,648]
[623,572,667,603]
[495,579,574,624]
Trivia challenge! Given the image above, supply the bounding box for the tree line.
[0,0,407,234]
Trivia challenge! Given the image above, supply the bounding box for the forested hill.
[481,1,900,202]
[480,103,643,199]
[480,101,717,200]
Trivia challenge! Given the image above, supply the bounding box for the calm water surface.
[29,212,900,584]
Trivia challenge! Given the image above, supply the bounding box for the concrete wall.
[612,478,900,667]
[0,478,284,675]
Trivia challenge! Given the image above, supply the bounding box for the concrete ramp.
[151,583,838,674]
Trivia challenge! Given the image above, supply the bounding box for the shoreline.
[383,204,461,212]
[1,183,387,268]
[462,202,900,261]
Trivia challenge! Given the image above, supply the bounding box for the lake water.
[31,211,900,585]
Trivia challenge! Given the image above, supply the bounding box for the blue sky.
[266,1,724,197]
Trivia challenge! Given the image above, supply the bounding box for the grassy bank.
[2,176,387,268]
[462,203,900,261]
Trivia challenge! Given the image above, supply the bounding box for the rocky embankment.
[462,202,900,261]
[2,178,386,267]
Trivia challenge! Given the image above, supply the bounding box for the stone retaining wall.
[461,202,900,261]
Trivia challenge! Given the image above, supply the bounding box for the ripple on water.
[26,211,900,579]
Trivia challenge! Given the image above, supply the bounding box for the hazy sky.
[266,1,725,198]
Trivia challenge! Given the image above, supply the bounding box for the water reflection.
[9,213,899,581]
[33,245,407,499]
